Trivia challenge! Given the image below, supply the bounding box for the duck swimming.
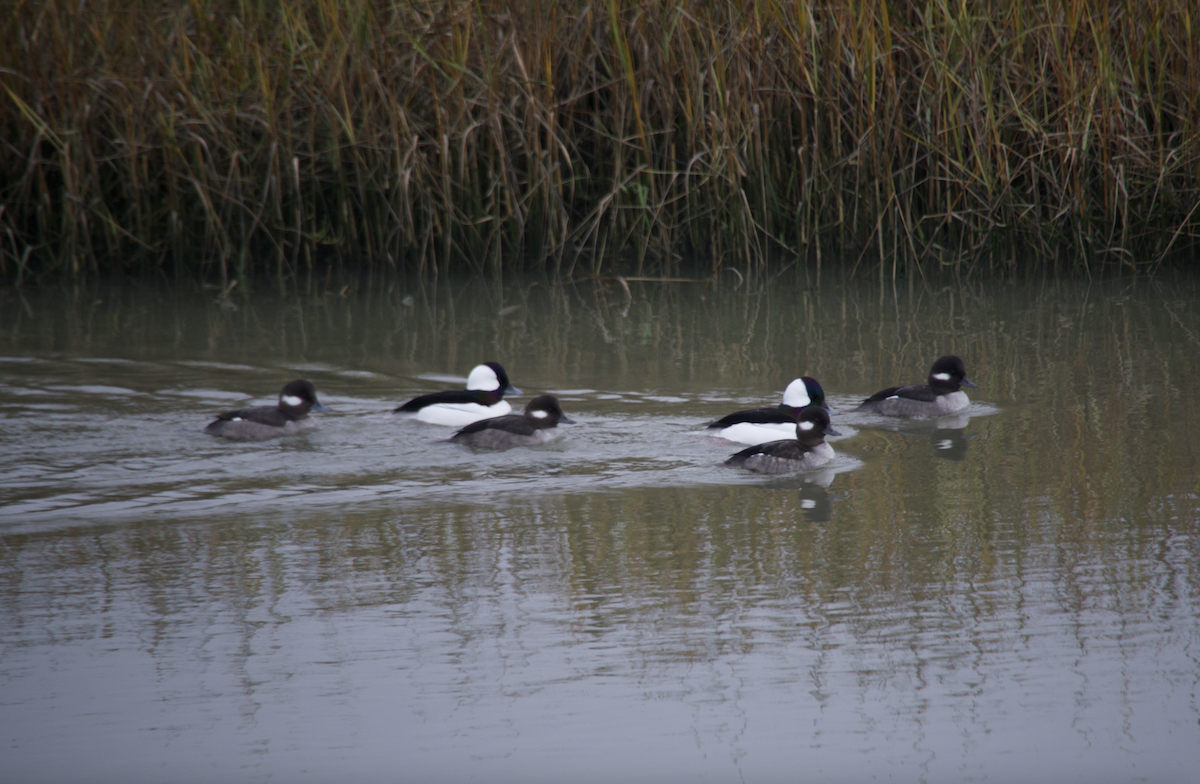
[204,379,329,441]
[854,355,977,419]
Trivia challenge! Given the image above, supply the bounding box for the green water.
[2,271,1199,783]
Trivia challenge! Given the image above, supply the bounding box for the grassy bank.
[2,0,1198,281]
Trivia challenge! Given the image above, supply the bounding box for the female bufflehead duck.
[854,355,977,419]
[706,376,837,445]
[204,379,329,441]
[724,407,841,474]
[394,362,522,426]
[448,394,575,450]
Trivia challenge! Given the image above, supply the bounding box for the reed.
[1,0,1197,281]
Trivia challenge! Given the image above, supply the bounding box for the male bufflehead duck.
[724,407,841,474]
[706,376,838,445]
[204,379,329,441]
[394,362,522,426]
[854,355,977,419]
[448,394,575,450]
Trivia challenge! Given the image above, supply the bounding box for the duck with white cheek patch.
[706,376,838,445]
[448,394,575,450]
[854,355,978,419]
[724,407,841,474]
[393,362,522,426]
[204,379,329,441]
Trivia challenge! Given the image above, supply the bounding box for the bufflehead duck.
[204,379,329,441]
[854,355,977,419]
[394,362,522,426]
[706,376,838,445]
[448,394,575,450]
[724,407,841,474]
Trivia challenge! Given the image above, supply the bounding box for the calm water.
[2,271,1199,783]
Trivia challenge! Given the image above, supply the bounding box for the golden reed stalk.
[1,0,1197,280]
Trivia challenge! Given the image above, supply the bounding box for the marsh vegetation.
[2,0,1197,281]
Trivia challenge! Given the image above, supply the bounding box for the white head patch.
[782,379,811,407]
[798,420,815,432]
[466,364,501,392]
[282,395,304,407]
[932,372,952,382]
[531,409,549,419]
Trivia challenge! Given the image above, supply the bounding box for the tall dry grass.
[1,0,1197,281]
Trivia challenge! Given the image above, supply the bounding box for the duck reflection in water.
[797,472,834,523]
[855,411,976,460]
[927,413,974,461]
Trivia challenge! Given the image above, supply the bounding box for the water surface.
[2,271,1199,783]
